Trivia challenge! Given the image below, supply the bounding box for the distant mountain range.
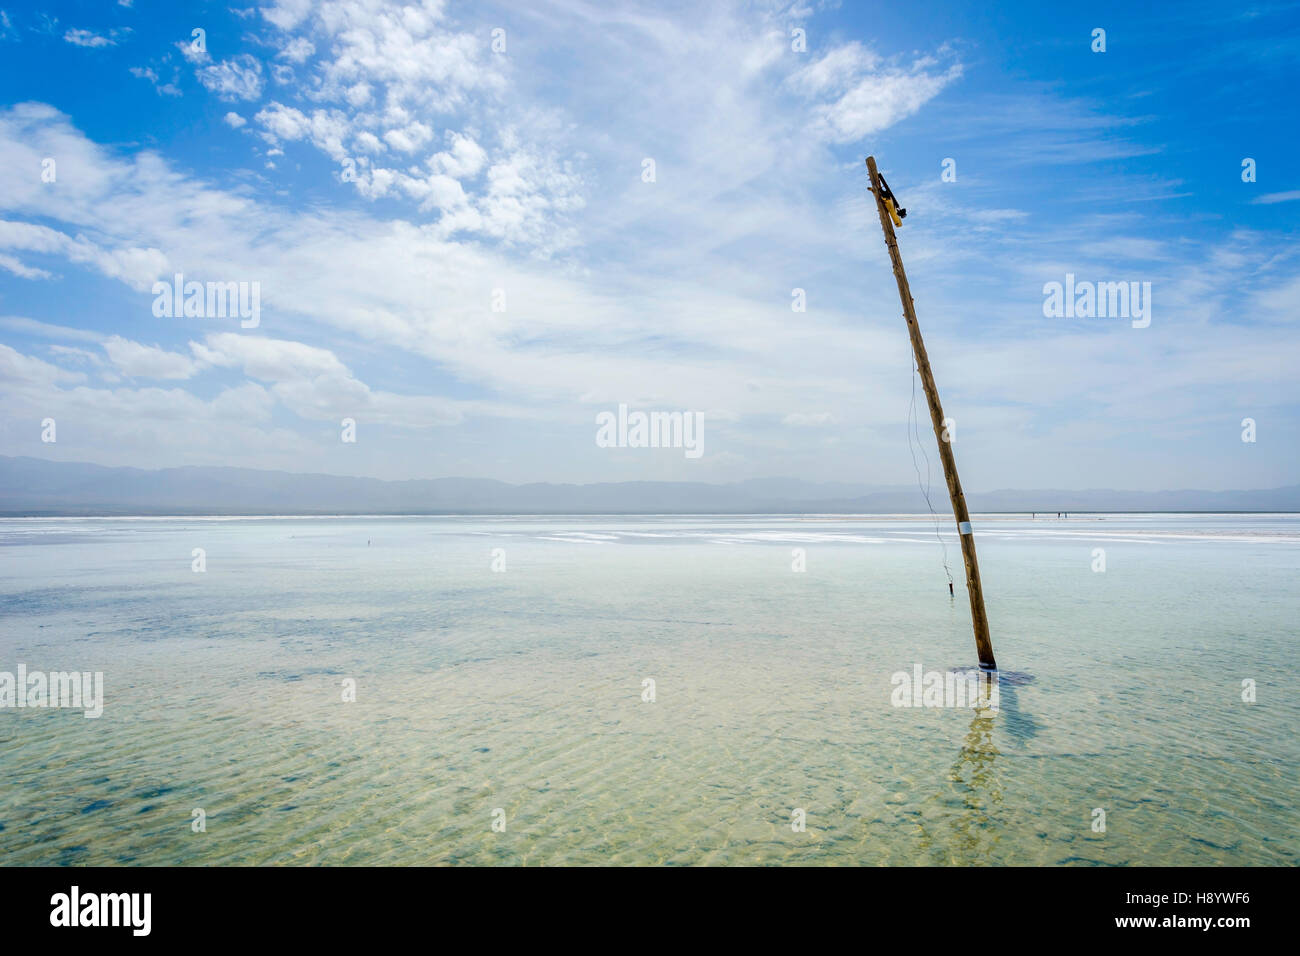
[1,456,1297,515]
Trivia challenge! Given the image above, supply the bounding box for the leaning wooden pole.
[865,156,997,671]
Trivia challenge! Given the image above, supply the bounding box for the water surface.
[1,513,1296,865]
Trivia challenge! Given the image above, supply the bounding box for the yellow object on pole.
[885,198,903,228]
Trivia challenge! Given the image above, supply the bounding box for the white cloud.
[0,343,85,386]
[191,333,467,426]
[278,36,315,63]
[64,28,119,48]
[254,102,309,141]
[0,220,168,292]
[197,55,264,101]
[262,0,504,112]
[130,65,183,97]
[790,43,962,142]
[353,131,384,153]
[382,121,433,153]
[223,112,247,129]
[103,336,200,379]
[177,38,210,65]
[0,316,104,343]
[246,0,585,248]
[254,102,350,160]
[192,332,347,381]
[262,0,314,32]
[431,133,487,178]
[0,252,53,279]
[0,344,284,465]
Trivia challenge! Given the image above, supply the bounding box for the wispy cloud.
[64,27,128,48]
[1250,189,1300,204]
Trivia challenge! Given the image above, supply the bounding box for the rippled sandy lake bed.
[1,513,1296,865]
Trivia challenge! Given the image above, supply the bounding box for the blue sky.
[0,0,1297,490]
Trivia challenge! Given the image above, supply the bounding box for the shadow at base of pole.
[947,666,1039,743]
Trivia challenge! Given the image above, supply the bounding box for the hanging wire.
[907,361,954,588]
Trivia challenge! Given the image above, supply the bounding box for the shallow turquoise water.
[0,514,1296,865]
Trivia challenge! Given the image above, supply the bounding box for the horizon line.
[2,455,1297,496]
[3,511,1299,520]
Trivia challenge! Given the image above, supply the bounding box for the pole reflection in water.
[917,669,1035,864]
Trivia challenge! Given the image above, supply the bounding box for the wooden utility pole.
[865,156,997,671]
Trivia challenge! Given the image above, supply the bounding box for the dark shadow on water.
[917,668,1040,863]
[951,667,1040,744]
